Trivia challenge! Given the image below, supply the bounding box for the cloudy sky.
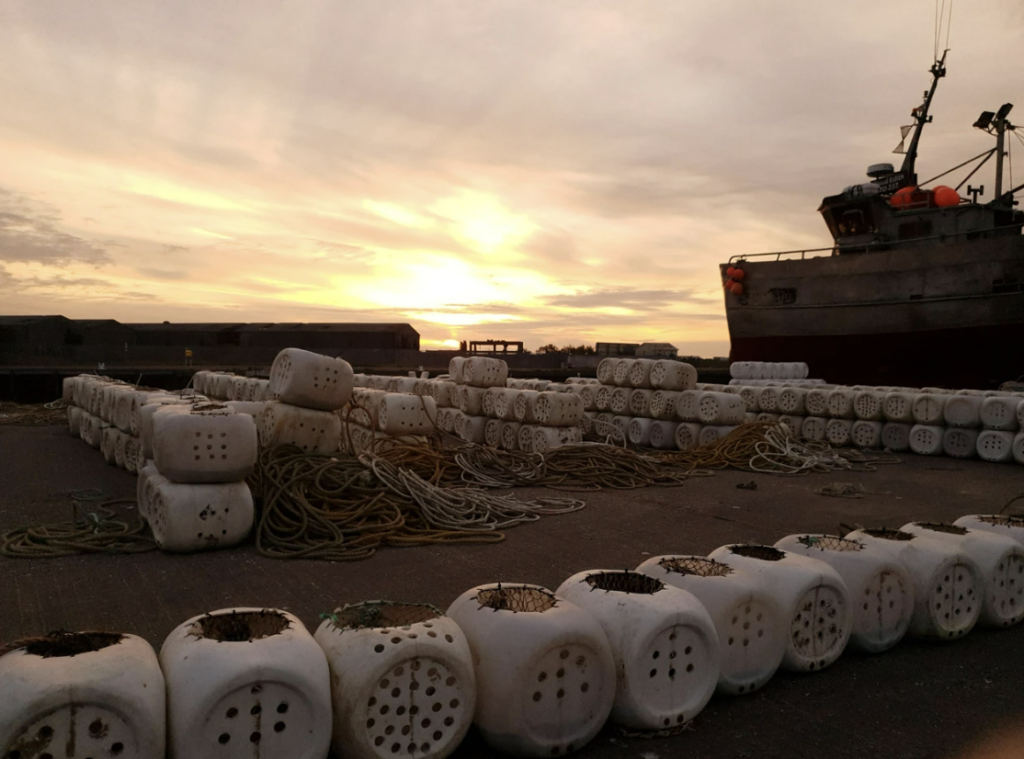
[2,1,1022,354]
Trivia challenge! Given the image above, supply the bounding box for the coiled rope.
[0,400,68,426]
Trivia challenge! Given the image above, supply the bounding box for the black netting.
[659,556,734,577]
[327,601,441,630]
[584,571,664,594]
[978,515,1024,527]
[798,535,865,552]
[477,585,557,613]
[191,610,290,642]
[915,522,969,535]
[6,631,124,659]
[862,528,913,541]
[730,544,785,561]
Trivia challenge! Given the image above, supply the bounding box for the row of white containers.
[5,513,1024,759]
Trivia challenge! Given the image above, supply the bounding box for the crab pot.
[954,515,1024,549]
[756,387,779,414]
[516,424,538,453]
[378,394,437,436]
[980,396,1020,431]
[674,423,703,451]
[147,479,254,552]
[738,387,759,412]
[228,377,250,402]
[635,556,786,695]
[460,357,508,389]
[881,422,912,451]
[800,417,827,442]
[137,462,167,521]
[269,348,354,411]
[777,388,807,415]
[611,359,635,387]
[114,430,131,469]
[825,419,853,447]
[101,427,121,465]
[845,528,982,639]
[805,389,830,417]
[826,389,856,419]
[448,357,466,384]
[253,379,272,402]
[706,545,851,672]
[628,417,653,446]
[485,419,505,448]
[533,391,584,427]
[578,412,595,436]
[912,393,947,424]
[900,522,1024,628]
[622,389,650,418]
[0,632,165,759]
[81,413,108,449]
[698,425,738,446]
[556,570,719,731]
[138,398,197,457]
[975,430,1016,462]
[648,421,679,450]
[160,608,332,759]
[351,389,386,426]
[568,385,597,412]
[67,405,83,436]
[851,420,883,449]
[696,391,745,426]
[596,358,620,385]
[648,391,680,420]
[257,401,342,456]
[431,381,457,409]
[153,404,258,483]
[457,414,488,445]
[674,390,702,422]
[445,584,615,757]
[883,392,916,423]
[480,388,499,418]
[625,359,655,389]
[647,360,695,391]
[512,391,540,423]
[853,392,885,421]
[533,426,583,452]
[942,427,980,459]
[592,385,613,412]
[778,415,805,437]
[1014,431,1024,464]
[500,422,522,451]
[909,424,944,456]
[312,603,475,759]
[434,407,457,435]
[942,395,982,428]
[774,535,913,653]
[459,387,490,416]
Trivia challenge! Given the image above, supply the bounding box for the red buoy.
[933,185,960,207]
[890,186,917,209]
[731,268,745,282]
[730,282,744,296]
[726,266,736,278]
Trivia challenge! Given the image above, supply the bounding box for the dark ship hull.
[724,234,1024,388]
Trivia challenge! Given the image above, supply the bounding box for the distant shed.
[636,342,679,359]
[0,315,75,347]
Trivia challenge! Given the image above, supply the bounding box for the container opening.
[328,602,441,630]
[477,586,556,613]
[798,535,865,552]
[659,556,734,577]
[18,631,124,658]
[915,522,969,535]
[862,528,914,541]
[730,544,785,561]
[584,571,663,594]
[191,610,290,641]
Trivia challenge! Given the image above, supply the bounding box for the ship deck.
[3,423,1024,759]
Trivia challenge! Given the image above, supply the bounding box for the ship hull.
[724,234,1024,388]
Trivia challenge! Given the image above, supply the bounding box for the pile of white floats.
[725,364,1024,465]
[5,512,1024,758]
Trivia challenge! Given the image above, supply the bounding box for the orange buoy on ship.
[726,266,736,278]
[933,185,960,207]
[729,282,744,296]
[890,186,917,209]
[731,268,745,282]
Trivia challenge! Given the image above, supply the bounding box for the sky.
[1,1,1023,355]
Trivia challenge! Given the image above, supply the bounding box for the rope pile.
[0,489,155,557]
[0,399,68,426]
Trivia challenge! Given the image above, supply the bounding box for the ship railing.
[727,221,1024,263]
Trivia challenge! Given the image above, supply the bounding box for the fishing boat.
[722,50,1024,389]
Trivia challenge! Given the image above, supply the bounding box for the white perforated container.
[313,602,476,759]
[605,387,629,416]
[161,608,332,759]
[707,545,851,672]
[944,395,983,428]
[826,389,856,420]
[513,391,540,423]
[457,386,486,416]
[148,480,254,553]
[883,392,916,423]
[431,381,457,409]
[612,360,634,387]
[853,392,885,421]
[628,359,657,389]
[533,391,583,427]
[801,417,827,442]
[648,421,680,450]
[484,419,504,448]
[480,388,500,418]
[627,417,653,446]
[674,423,703,451]
[909,425,945,456]
[778,415,805,437]
[825,419,853,447]
[622,389,649,418]
[738,386,760,412]
[851,420,884,449]
[533,426,583,452]
[942,427,979,459]
[648,391,680,420]
[900,522,1024,628]
[805,388,830,417]
[776,387,807,415]
[953,515,1024,549]
[674,390,701,422]
[697,392,745,425]
[980,396,1020,431]
[500,421,522,451]
[556,570,719,731]
[446,584,615,757]
[636,555,785,696]
[596,358,620,386]
[0,632,165,759]
[698,425,737,446]
[448,357,466,384]
[1015,431,1024,464]
[912,393,947,425]
[881,422,912,451]
[774,535,913,653]
[455,414,487,444]
[152,404,258,484]
[378,394,437,436]
[258,401,342,455]
[649,361,696,391]
[756,387,779,414]
[269,348,354,411]
[462,357,508,389]
[975,430,1016,462]
[846,528,982,640]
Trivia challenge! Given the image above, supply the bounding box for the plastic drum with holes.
[900,522,1024,628]
[845,528,983,640]
[556,570,719,731]
[147,479,254,553]
[160,608,331,759]
[446,584,614,757]
[774,535,913,653]
[258,401,342,455]
[0,632,165,759]
[706,545,852,673]
[314,602,475,759]
[954,515,1024,549]
[153,404,258,484]
[269,348,354,411]
[636,555,785,695]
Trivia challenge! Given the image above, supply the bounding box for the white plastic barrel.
[627,389,653,418]
[942,427,979,459]
[462,357,508,388]
[628,359,657,389]
[533,391,584,427]
[882,392,916,423]
[269,348,354,411]
[258,401,342,455]
[698,392,745,425]
[153,405,258,483]
[458,386,486,416]
[881,422,912,451]
[976,430,1016,462]
[825,418,853,447]
[613,360,635,387]
[776,387,807,415]
[485,418,504,448]
[648,421,679,450]
[980,396,1020,431]
[533,426,583,452]
[378,394,437,435]
[650,361,696,391]
[607,386,630,415]
[826,389,856,419]
[698,425,737,446]
[596,358,619,385]
[851,420,883,449]
[148,480,254,553]
[674,390,702,422]
[457,414,488,444]
[431,380,456,408]
[500,422,522,451]
[805,388,830,417]
[944,395,983,428]
[853,391,885,421]
[912,393,947,424]
[593,385,613,412]
[738,386,760,412]
[649,391,680,420]
[756,387,779,414]
[628,417,653,446]
[801,417,827,442]
[909,425,945,456]
[674,423,703,451]
[953,515,1024,548]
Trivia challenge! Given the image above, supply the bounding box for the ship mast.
[899,50,948,189]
